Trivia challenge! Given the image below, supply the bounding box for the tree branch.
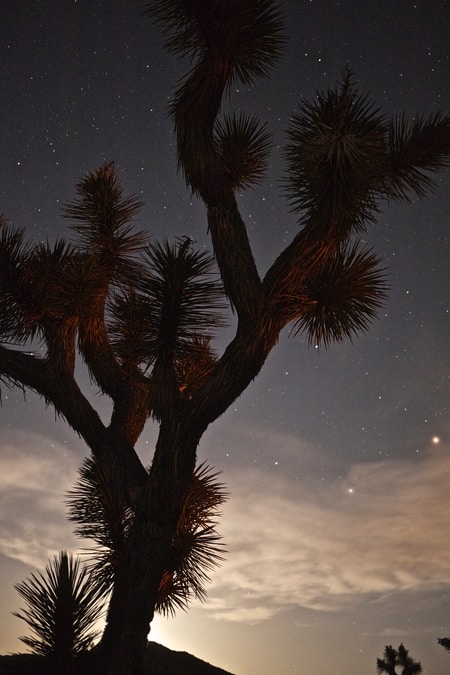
[183,316,279,438]
[207,201,262,320]
[173,55,262,322]
[0,345,148,504]
[262,227,333,328]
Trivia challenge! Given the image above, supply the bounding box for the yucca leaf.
[63,163,147,282]
[145,0,286,86]
[285,70,450,243]
[291,241,388,348]
[110,238,226,368]
[214,112,272,190]
[155,461,228,616]
[0,222,42,344]
[67,457,227,616]
[13,551,104,661]
[284,69,387,241]
[383,111,450,201]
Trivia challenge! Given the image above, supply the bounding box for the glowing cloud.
[206,442,450,622]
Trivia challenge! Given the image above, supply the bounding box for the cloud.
[0,430,81,568]
[205,440,450,623]
[2,425,449,632]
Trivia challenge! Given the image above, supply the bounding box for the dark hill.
[0,642,236,675]
[145,641,235,674]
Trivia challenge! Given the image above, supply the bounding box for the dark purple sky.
[0,2,449,673]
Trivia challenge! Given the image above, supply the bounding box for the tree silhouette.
[13,552,104,674]
[1,1,449,674]
[376,644,422,675]
[438,637,450,652]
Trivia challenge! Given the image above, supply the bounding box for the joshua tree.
[1,1,449,673]
[376,644,423,675]
[438,637,450,652]
[13,552,104,674]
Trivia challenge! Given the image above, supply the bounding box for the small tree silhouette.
[13,551,104,674]
[438,637,450,652]
[376,644,422,675]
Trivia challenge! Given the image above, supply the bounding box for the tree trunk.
[97,427,198,675]
[97,516,172,675]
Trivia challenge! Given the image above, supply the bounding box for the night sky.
[0,2,449,674]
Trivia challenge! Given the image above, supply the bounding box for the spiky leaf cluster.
[67,458,227,616]
[24,241,113,337]
[384,111,450,201]
[68,458,132,555]
[110,238,226,368]
[64,162,147,282]
[285,70,450,243]
[156,462,228,615]
[285,70,387,240]
[0,222,36,343]
[14,551,104,659]
[292,242,387,348]
[0,164,148,356]
[214,112,272,191]
[145,0,285,86]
